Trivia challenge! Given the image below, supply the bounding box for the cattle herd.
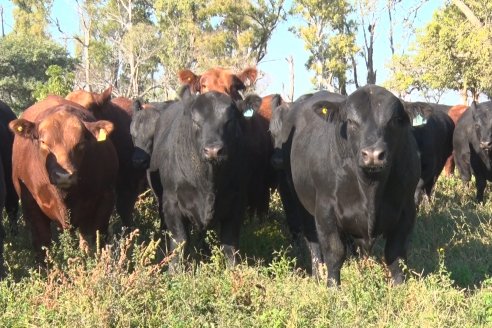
[0,66,492,287]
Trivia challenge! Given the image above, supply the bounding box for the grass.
[1,175,492,327]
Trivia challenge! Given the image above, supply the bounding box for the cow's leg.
[277,170,302,240]
[115,183,139,228]
[300,208,323,279]
[443,155,455,176]
[219,203,244,267]
[162,199,188,272]
[79,189,115,253]
[414,178,425,207]
[5,185,19,235]
[19,183,51,261]
[315,201,345,287]
[475,176,487,203]
[384,201,415,285]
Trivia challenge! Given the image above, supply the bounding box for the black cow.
[0,100,19,233]
[269,91,346,275]
[150,91,261,266]
[454,101,492,202]
[290,85,420,286]
[411,109,454,205]
[0,153,5,276]
[130,99,176,170]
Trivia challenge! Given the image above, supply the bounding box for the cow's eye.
[76,142,86,152]
[39,139,50,150]
[392,116,405,125]
[347,119,359,128]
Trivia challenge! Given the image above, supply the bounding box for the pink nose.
[203,146,223,159]
[361,147,386,166]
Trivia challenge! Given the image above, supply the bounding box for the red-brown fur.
[444,104,469,175]
[66,88,146,227]
[9,98,118,256]
[178,67,258,101]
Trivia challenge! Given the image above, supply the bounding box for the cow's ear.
[270,94,283,108]
[132,98,144,112]
[237,94,262,118]
[96,86,112,105]
[312,100,341,122]
[237,67,258,87]
[470,101,479,120]
[85,120,114,142]
[9,119,37,139]
[179,70,201,93]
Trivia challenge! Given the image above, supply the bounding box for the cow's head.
[130,100,161,169]
[470,101,492,153]
[9,106,114,189]
[269,102,292,169]
[269,93,313,169]
[66,86,113,112]
[185,91,261,163]
[313,85,410,176]
[178,67,257,101]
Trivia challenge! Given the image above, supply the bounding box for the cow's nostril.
[376,150,386,161]
[204,146,223,159]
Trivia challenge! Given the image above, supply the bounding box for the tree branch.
[451,0,483,28]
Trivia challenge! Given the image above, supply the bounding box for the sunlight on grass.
[0,175,492,326]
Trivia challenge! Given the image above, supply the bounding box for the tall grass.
[0,175,491,327]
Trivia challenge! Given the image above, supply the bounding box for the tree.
[33,65,75,101]
[385,4,492,103]
[11,0,52,37]
[290,0,358,94]
[0,34,76,112]
[152,0,286,99]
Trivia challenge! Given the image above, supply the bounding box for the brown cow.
[179,66,279,217]
[66,88,146,228]
[9,97,118,256]
[443,104,469,175]
[179,67,258,101]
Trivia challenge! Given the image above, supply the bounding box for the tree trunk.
[286,56,294,102]
[460,87,468,105]
[366,23,376,84]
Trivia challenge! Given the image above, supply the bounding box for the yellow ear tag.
[187,77,192,82]
[97,129,107,142]
[321,107,328,116]
[17,126,23,132]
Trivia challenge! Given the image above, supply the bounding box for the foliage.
[0,34,76,113]
[290,0,358,94]
[33,65,76,101]
[385,3,492,101]
[10,0,53,38]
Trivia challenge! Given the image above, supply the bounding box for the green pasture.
[1,175,492,327]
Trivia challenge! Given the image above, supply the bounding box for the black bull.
[273,85,420,286]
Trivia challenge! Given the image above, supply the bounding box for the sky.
[1,0,463,105]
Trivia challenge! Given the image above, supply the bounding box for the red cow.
[179,67,279,217]
[179,67,258,101]
[443,104,469,175]
[9,97,118,255]
[66,88,146,227]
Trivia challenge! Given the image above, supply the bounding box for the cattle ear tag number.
[243,108,254,118]
[97,129,107,142]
